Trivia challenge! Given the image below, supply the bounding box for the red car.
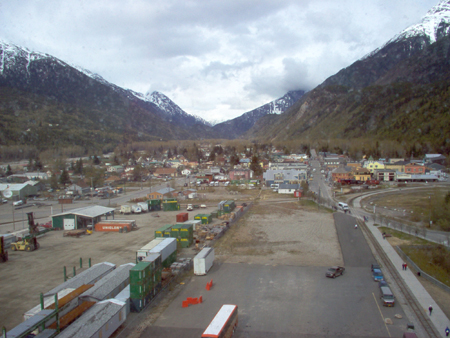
[326,266,345,278]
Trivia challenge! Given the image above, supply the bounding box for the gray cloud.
[0,0,439,121]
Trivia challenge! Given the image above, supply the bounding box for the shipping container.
[80,263,135,301]
[45,262,116,297]
[194,247,215,275]
[56,299,127,338]
[201,214,213,224]
[136,238,165,260]
[194,214,203,221]
[223,200,236,213]
[94,220,134,233]
[149,238,177,268]
[176,212,189,222]
[184,220,201,231]
[130,293,152,313]
[129,261,152,284]
[162,201,180,211]
[155,224,173,238]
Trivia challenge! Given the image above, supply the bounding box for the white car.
[13,200,23,206]
[200,204,207,208]
[187,204,194,211]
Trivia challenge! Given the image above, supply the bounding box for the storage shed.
[52,206,116,231]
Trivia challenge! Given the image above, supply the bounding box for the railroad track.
[359,220,440,338]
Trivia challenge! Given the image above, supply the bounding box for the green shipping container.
[130,281,151,299]
[155,224,173,238]
[129,261,152,284]
[194,214,203,221]
[201,214,212,224]
[162,201,180,211]
[179,238,192,248]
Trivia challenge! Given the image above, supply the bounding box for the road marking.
[372,292,391,337]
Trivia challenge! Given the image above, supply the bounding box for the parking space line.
[372,292,391,337]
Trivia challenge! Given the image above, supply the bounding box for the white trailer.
[131,205,142,214]
[136,238,165,260]
[137,202,148,212]
[194,247,215,275]
[120,205,131,214]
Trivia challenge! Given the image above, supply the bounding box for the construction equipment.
[0,236,8,262]
[10,212,40,252]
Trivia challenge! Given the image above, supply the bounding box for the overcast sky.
[0,0,439,123]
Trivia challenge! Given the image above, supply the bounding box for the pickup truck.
[187,204,193,211]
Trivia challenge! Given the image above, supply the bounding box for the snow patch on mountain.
[364,0,450,60]
[0,41,48,75]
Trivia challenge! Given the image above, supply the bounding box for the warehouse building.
[0,183,38,200]
[51,206,116,231]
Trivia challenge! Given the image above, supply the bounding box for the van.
[214,181,219,187]
[380,286,395,307]
[338,202,349,211]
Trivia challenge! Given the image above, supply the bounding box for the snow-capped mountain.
[248,0,450,145]
[143,91,211,127]
[213,90,305,139]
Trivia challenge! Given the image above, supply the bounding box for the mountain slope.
[246,0,450,154]
[0,41,217,150]
[212,90,305,139]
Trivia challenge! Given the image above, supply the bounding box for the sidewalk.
[359,212,449,337]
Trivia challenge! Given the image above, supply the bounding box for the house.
[147,187,175,200]
[239,158,251,168]
[363,160,385,173]
[331,167,353,182]
[405,163,426,175]
[353,168,371,182]
[278,184,300,194]
[67,181,91,195]
[154,168,177,177]
[229,169,252,181]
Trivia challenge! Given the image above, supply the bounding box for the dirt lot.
[215,201,343,266]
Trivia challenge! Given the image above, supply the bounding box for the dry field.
[215,201,343,267]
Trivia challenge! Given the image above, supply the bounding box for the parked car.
[371,263,381,271]
[378,280,388,288]
[200,204,207,208]
[13,200,23,206]
[2,199,7,204]
[372,268,384,281]
[326,266,345,278]
[187,204,193,211]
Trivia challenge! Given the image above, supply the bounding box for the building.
[373,169,396,181]
[353,168,371,182]
[424,154,446,165]
[363,160,385,173]
[0,183,38,200]
[278,184,300,194]
[229,169,252,181]
[331,167,353,182]
[384,160,408,172]
[107,165,124,173]
[147,187,175,200]
[263,169,307,186]
[324,157,346,169]
[405,163,426,175]
[154,168,177,178]
[51,205,116,230]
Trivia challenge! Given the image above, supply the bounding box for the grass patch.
[401,245,450,287]
[378,227,431,245]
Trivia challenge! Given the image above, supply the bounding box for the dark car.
[371,263,381,271]
[326,266,345,278]
[372,268,384,281]
[378,280,388,288]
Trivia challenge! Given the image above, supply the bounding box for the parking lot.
[137,204,410,338]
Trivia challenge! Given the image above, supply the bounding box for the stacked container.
[170,224,193,248]
[155,224,173,238]
[148,199,161,211]
[136,238,165,261]
[194,214,203,222]
[149,237,177,268]
[223,200,236,213]
[143,253,162,294]
[129,261,152,312]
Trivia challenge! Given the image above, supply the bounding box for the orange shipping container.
[94,223,132,233]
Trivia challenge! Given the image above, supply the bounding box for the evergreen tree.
[59,169,71,186]
[250,155,263,176]
[6,165,12,176]
[93,155,101,165]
